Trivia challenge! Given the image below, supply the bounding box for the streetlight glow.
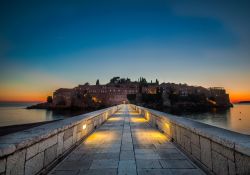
[82,124,87,130]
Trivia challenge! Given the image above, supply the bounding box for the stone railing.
[0,105,120,175]
[131,105,250,175]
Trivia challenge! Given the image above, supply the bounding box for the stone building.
[52,88,74,107]
[208,87,231,107]
[52,83,139,107]
[76,84,139,105]
[142,84,158,94]
[159,83,231,107]
[52,79,231,108]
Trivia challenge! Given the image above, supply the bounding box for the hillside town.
[29,77,232,112]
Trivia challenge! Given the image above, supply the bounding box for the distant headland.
[237,101,250,104]
[28,77,233,112]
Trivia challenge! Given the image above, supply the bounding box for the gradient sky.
[0,0,250,102]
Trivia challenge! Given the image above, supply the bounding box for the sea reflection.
[228,104,250,135]
[0,103,249,135]
[0,102,85,127]
[180,104,250,135]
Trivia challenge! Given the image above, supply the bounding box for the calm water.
[0,102,84,127]
[0,102,250,135]
[179,104,250,135]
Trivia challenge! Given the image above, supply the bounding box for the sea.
[178,103,250,135]
[0,102,84,127]
[0,102,249,135]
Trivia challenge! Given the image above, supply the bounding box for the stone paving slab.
[90,159,119,169]
[79,169,117,175]
[50,170,79,175]
[159,159,195,169]
[136,160,162,169]
[49,105,206,175]
[137,169,172,175]
[120,150,135,160]
[56,160,92,171]
[118,160,137,175]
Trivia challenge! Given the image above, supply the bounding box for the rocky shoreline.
[27,102,108,112]
[26,102,51,109]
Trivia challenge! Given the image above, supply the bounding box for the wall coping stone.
[137,106,250,156]
[0,106,117,158]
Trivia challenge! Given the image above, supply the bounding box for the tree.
[126,78,131,83]
[47,96,53,103]
[96,79,100,85]
[156,79,159,85]
[119,78,126,84]
[110,77,120,84]
[139,77,147,84]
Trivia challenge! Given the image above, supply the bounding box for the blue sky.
[0,0,250,101]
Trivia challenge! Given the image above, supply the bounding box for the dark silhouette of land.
[28,77,232,113]
[238,101,250,104]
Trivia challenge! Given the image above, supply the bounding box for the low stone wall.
[131,105,250,175]
[0,105,120,175]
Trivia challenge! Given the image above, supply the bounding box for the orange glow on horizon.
[0,85,249,103]
[0,70,74,103]
[0,88,50,103]
[0,97,46,103]
[230,93,250,103]
[226,88,250,103]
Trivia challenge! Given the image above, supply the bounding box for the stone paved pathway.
[49,105,206,175]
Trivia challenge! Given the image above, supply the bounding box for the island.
[28,77,233,113]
